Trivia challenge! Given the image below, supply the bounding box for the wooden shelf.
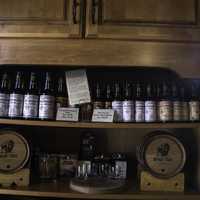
[0,181,199,199]
[0,118,199,129]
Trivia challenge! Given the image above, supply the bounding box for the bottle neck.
[1,73,10,92]
[124,82,132,100]
[57,76,66,97]
[136,83,143,100]
[14,72,24,93]
[28,73,38,94]
[106,83,112,101]
[114,83,121,101]
[43,73,54,95]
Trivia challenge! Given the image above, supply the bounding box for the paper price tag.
[66,69,91,106]
[56,107,79,122]
[92,109,114,123]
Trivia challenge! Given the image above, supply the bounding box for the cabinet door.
[0,0,83,38]
[86,0,200,41]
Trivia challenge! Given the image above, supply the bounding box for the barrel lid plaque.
[143,134,186,178]
[0,130,30,173]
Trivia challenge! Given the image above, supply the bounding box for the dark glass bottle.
[0,72,11,118]
[145,82,157,122]
[79,132,96,161]
[105,82,112,109]
[8,71,25,118]
[39,72,55,120]
[135,82,145,122]
[172,82,182,122]
[23,72,39,119]
[189,82,200,121]
[78,132,96,177]
[158,81,172,122]
[93,81,104,109]
[56,73,68,111]
[122,81,134,122]
[180,84,189,122]
[112,82,123,122]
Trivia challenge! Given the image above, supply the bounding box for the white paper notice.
[66,69,91,105]
[92,109,114,123]
[56,107,79,122]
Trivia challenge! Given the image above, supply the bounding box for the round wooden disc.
[0,130,30,173]
[143,134,186,178]
[70,178,126,194]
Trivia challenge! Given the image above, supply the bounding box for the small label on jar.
[189,101,200,121]
[93,101,104,109]
[158,100,172,122]
[23,94,39,118]
[135,101,145,122]
[122,100,134,122]
[8,93,24,117]
[182,102,189,121]
[173,101,182,121]
[112,101,123,122]
[56,97,68,110]
[145,101,157,122]
[39,95,55,119]
[0,93,10,117]
[105,101,112,109]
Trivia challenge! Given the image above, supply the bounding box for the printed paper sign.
[92,109,114,123]
[66,69,91,105]
[56,107,79,122]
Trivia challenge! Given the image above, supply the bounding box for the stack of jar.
[92,80,200,123]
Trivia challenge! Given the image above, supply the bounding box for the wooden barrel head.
[0,130,30,173]
[141,133,186,179]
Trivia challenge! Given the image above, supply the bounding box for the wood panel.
[0,0,65,20]
[0,39,200,78]
[0,0,82,38]
[86,0,200,41]
[103,0,196,24]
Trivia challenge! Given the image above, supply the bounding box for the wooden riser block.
[140,171,184,192]
[0,168,30,187]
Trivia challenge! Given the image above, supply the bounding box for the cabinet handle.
[92,0,99,24]
[73,0,80,24]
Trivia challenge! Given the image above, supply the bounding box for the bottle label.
[182,102,189,121]
[23,94,39,118]
[56,97,68,110]
[105,101,112,109]
[39,95,55,119]
[123,101,134,122]
[158,100,172,122]
[112,101,123,122]
[0,93,10,117]
[135,101,145,122]
[189,101,200,121]
[145,101,157,122]
[173,101,182,121]
[8,94,24,117]
[93,101,104,109]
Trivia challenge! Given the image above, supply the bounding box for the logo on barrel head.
[157,143,170,157]
[0,140,14,153]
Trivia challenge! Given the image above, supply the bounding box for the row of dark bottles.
[0,70,200,122]
[0,71,68,120]
[92,80,200,122]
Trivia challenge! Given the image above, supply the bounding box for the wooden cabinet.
[85,0,200,41]
[0,0,83,38]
